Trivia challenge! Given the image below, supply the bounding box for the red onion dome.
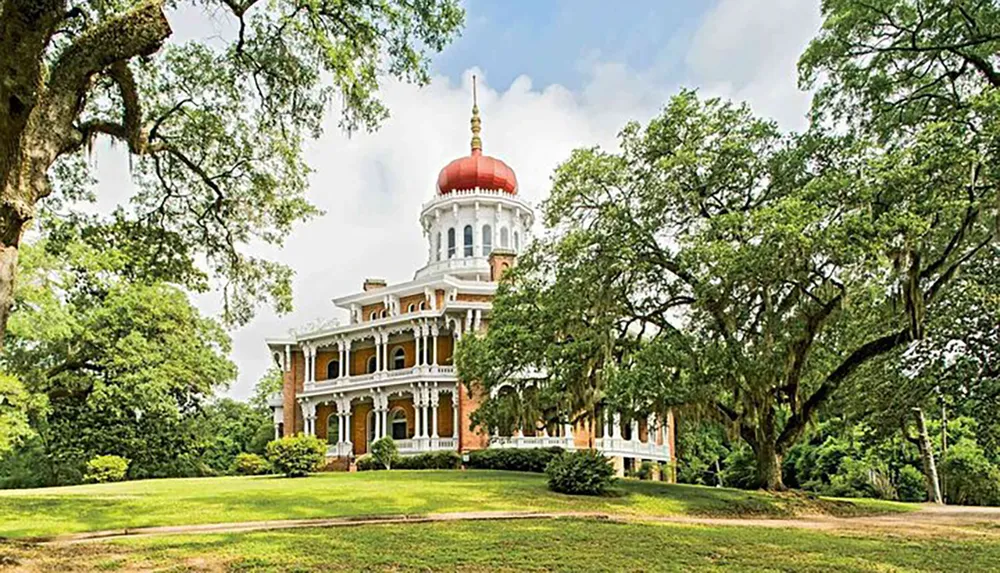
[437,150,518,195]
[436,76,518,195]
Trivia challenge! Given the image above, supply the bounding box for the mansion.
[266,84,675,477]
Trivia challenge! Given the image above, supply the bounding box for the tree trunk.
[755,439,785,490]
[913,407,943,504]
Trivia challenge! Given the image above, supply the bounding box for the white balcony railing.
[488,435,672,463]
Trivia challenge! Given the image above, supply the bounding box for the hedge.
[465,447,565,473]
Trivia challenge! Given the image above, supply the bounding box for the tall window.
[447,228,456,258]
[463,225,474,257]
[500,227,509,248]
[393,347,406,370]
[367,355,377,373]
[326,360,340,380]
[514,231,520,252]
[390,409,408,440]
[327,414,339,444]
[435,232,442,262]
[482,225,492,256]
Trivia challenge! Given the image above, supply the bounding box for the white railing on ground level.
[487,435,671,463]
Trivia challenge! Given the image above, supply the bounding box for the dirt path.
[31,505,1000,545]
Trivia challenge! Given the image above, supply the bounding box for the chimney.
[363,278,387,292]
[488,249,516,282]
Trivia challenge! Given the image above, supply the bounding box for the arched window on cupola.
[500,227,509,248]
[447,228,456,259]
[514,231,520,252]
[435,232,442,262]
[463,225,474,257]
[482,225,492,256]
[327,360,340,379]
[393,347,406,370]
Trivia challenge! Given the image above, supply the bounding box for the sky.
[87,0,823,400]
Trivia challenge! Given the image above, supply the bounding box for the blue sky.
[433,1,710,91]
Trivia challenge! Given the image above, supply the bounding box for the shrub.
[634,460,656,481]
[896,465,927,502]
[720,445,758,490]
[545,450,615,496]
[356,454,381,471]
[941,439,1000,506]
[231,453,271,476]
[84,455,130,484]
[357,450,462,471]
[467,447,564,473]
[265,434,326,477]
[395,451,462,470]
[370,437,398,470]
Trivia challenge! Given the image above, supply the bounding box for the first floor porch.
[277,381,461,458]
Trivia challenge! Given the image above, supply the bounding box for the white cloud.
[685,0,822,130]
[81,1,823,399]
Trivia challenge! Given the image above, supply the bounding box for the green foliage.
[0,238,237,485]
[0,373,38,458]
[466,447,565,473]
[356,451,461,471]
[633,461,656,481]
[544,450,615,496]
[370,437,398,470]
[193,398,274,474]
[12,1,465,329]
[721,445,759,491]
[896,465,927,503]
[265,434,325,478]
[84,455,129,484]
[231,453,271,476]
[940,439,1000,506]
[394,451,461,470]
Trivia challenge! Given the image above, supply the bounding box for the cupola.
[436,76,518,195]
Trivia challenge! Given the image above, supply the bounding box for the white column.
[338,412,345,443]
[564,422,574,442]
[646,414,656,444]
[345,340,352,377]
[380,408,388,440]
[612,413,622,439]
[431,390,440,439]
[631,419,640,442]
[603,411,610,440]
[382,334,389,371]
[431,324,439,366]
[374,334,381,372]
[345,405,352,446]
[452,391,459,438]
[414,328,422,366]
[338,341,345,378]
[274,423,281,440]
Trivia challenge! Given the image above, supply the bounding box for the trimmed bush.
[395,451,462,470]
[370,437,398,470]
[357,451,462,471]
[466,447,564,473]
[266,434,326,477]
[896,465,927,502]
[545,450,615,496]
[84,455,129,484]
[356,454,381,472]
[231,453,271,476]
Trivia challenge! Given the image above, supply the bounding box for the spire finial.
[470,74,482,155]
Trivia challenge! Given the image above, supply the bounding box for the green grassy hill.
[0,470,911,539]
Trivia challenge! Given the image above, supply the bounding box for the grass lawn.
[0,470,912,539]
[5,518,998,572]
